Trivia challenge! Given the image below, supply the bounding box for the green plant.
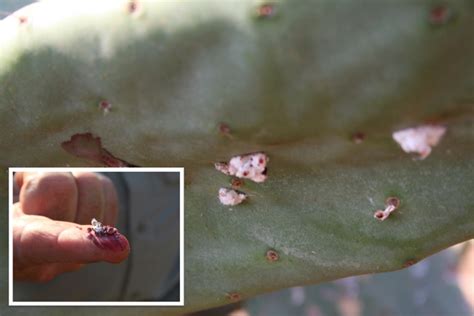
[0,0,473,314]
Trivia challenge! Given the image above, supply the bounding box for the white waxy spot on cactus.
[215,152,269,183]
[392,125,446,159]
[218,188,247,206]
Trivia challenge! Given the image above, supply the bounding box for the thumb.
[13,215,130,266]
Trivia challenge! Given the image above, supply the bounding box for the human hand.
[13,172,130,282]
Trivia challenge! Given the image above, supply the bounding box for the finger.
[72,172,105,225]
[20,172,78,221]
[14,263,84,283]
[98,174,118,226]
[14,216,129,266]
[14,172,24,190]
[13,173,20,203]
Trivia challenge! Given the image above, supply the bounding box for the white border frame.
[9,167,184,306]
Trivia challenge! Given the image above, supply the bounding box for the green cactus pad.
[1,0,473,314]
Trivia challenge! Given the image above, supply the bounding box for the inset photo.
[9,168,183,306]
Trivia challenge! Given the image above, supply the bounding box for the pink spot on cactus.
[61,133,136,167]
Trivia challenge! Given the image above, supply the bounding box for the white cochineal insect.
[392,125,446,159]
[218,188,247,206]
[215,152,269,183]
[90,218,117,236]
[91,218,105,234]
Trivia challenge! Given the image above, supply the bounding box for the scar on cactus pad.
[374,197,401,221]
[392,125,446,159]
[218,188,247,206]
[215,152,269,183]
[62,133,137,167]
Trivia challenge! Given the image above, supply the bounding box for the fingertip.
[83,227,130,264]
[15,219,130,267]
[105,235,130,264]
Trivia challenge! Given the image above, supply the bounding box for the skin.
[13,172,130,282]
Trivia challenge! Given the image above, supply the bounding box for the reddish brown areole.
[226,292,241,302]
[257,3,276,18]
[430,5,451,25]
[351,132,366,144]
[231,178,243,188]
[219,122,231,134]
[127,0,139,13]
[266,249,279,262]
[403,259,417,268]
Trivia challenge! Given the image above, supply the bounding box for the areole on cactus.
[0,0,473,315]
